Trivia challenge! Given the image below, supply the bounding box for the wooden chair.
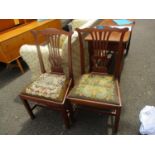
[67,27,128,133]
[19,28,73,128]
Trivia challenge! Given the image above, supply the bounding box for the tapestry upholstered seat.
[68,73,119,104]
[24,73,69,102]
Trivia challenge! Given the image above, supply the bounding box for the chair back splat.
[31,28,73,80]
[76,27,128,79]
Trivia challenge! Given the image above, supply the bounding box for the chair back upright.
[31,28,73,79]
[76,27,128,79]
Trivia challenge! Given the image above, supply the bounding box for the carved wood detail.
[76,27,128,79]
[31,28,73,79]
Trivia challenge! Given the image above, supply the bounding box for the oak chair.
[19,28,73,128]
[67,27,128,133]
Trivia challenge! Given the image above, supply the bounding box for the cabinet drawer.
[7,49,19,62]
[19,31,34,44]
[1,31,35,52]
[1,35,24,52]
[1,47,19,62]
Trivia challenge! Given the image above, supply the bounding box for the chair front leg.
[61,109,70,129]
[20,97,35,119]
[66,101,75,123]
[113,107,121,134]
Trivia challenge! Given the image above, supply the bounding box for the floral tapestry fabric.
[68,74,119,104]
[25,73,68,102]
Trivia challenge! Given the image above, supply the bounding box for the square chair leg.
[61,109,70,129]
[113,108,121,134]
[21,98,35,119]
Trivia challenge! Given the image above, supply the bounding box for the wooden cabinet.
[0,19,62,73]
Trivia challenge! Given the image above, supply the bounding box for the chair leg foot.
[67,102,76,123]
[61,109,70,129]
[21,98,35,119]
[113,108,121,134]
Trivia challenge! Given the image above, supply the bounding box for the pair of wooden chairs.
[19,27,128,133]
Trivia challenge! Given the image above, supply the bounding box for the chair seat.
[24,73,69,102]
[68,74,119,105]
